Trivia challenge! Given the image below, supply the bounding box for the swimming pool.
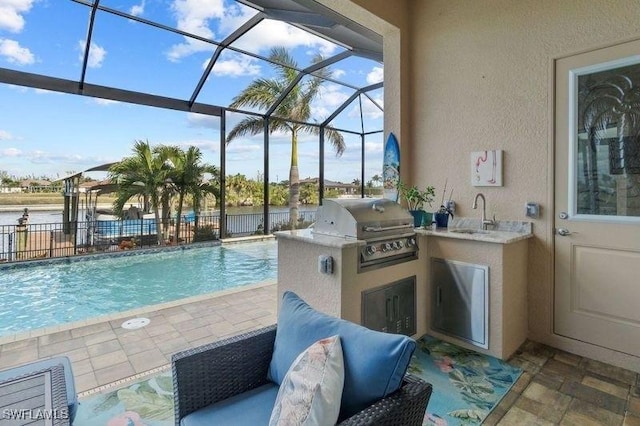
[0,241,277,337]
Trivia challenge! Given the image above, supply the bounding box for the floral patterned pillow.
[269,335,344,426]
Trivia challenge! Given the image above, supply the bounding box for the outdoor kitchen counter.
[274,228,364,248]
[416,217,533,244]
[416,228,533,244]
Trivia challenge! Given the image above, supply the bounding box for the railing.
[0,210,316,263]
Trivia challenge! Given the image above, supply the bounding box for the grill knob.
[382,243,392,252]
[397,240,404,249]
[365,245,377,256]
[392,241,400,250]
[406,237,416,247]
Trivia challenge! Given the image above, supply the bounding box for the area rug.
[74,336,521,426]
[410,335,522,425]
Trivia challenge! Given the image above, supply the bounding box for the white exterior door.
[554,40,640,356]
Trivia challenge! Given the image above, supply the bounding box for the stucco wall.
[408,0,640,364]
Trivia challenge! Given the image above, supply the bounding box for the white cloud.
[366,66,383,84]
[1,147,21,157]
[34,88,60,95]
[365,141,383,154]
[29,150,97,165]
[130,1,145,17]
[332,69,346,79]
[0,130,12,140]
[204,54,261,77]
[232,20,338,57]
[171,0,224,36]
[359,94,384,119]
[93,98,120,106]
[166,0,224,61]
[312,83,350,119]
[0,38,34,65]
[0,0,34,33]
[187,113,219,129]
[78,40,107,68]
[227,143,261,154]
[0,146,112,168]
[217,3,256,39]
[173,139,219,153]
[167,1,338,62]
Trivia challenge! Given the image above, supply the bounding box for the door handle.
[556,228,571,236]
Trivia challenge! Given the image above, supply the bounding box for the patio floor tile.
[94,361,135,386]
[498,406,554,425]
[562,398,623,425]
[83,329,118,346]
[91,349,128,371]
[87,339,123,358]
[128,348,168,373]
[75,372,98,394]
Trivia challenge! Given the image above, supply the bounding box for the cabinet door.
[362,277,416,335]
[431,258,488,348]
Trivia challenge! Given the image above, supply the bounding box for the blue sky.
[0,0,384,184]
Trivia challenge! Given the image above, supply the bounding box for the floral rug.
[73,335,521,426]
[409,335,522,425]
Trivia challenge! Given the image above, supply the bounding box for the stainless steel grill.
[314,198,418,271]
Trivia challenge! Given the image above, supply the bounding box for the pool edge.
[0,279,277,345]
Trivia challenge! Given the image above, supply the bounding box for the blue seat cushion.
[268,291,416,419]
[180,383,279,426]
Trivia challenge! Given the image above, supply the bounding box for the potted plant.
[398,181,436,228]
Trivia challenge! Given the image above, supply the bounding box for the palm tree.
[154,145,180,241]
[227,47,345,227]
[580,73,640,213]
[109,140,170,245]
[168,146,218,242]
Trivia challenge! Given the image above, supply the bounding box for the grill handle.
[362,224,413,232]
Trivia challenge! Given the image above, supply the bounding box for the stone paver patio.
[0,282,277,395]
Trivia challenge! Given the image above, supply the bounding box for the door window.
[571,59,640,218]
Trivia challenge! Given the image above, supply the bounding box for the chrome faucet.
[472,193,496,230]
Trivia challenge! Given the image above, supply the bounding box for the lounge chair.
[172,291,432,425]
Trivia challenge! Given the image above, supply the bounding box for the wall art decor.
[471,150,503,187]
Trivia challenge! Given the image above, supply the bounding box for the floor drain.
[121,317,150,330]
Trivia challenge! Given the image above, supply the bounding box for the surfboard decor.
[382,132,400,202]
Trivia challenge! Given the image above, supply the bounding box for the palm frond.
[226,116,267,143]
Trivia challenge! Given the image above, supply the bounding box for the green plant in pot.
[398,182,436,228]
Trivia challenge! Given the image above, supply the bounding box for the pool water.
[0,241,277,337]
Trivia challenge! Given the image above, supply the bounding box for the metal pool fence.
[0,210,315,263]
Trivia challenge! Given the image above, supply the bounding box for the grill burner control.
[364,237,418,257]
[359,235,419,271]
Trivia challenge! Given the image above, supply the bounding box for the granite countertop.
[274,229,364,248]
[416,217,534,244]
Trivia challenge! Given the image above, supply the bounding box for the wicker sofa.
[172,324,433,425]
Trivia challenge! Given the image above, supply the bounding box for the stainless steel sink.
[448,228,491,235]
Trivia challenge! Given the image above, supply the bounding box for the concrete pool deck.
[0,281,277,395]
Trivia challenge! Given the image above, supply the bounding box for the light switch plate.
[525,202,539,219]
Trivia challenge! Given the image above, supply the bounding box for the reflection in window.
[577,62,640,217]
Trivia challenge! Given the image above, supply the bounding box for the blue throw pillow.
[268,291,416,419]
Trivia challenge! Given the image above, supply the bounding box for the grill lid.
[313,198,414,240]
